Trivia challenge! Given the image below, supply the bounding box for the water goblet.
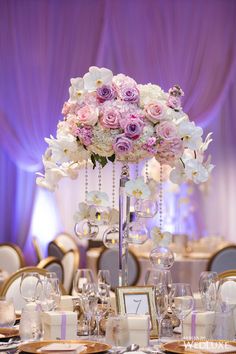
[154,284,169,343]
[199,271,218,311]
[20,272,42,306]
[0,297,16,327]
[171,283,194,338]
[44,277,61,310]
[73,269,94,295]
[95,283,111,340]
[98,270,111,289]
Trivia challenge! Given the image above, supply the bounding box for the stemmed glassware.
[171,283,194,338]
[95,283,111,340]
[20,272,42,308]
[81,283,98,339]
[154,284,169,343]
[199,271,218,311]
[98,270,111,290]
[73,269,94,295]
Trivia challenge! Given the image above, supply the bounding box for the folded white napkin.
[39,343,86,353]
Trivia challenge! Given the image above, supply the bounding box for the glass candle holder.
[0,297,16,327]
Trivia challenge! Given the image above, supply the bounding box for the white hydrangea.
[138,83,167,107]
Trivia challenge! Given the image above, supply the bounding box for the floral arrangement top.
[37,66,213,190]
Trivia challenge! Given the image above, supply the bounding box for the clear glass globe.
[134,199,158,218]
[127,221,148,245]
[103,225,119,249]
[149,246,175,270]
[74,220,99,240]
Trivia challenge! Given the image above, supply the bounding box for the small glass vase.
[134,199,158,218]
[103,225,119,249]
[74,220,99,240]
[149,246,175,270]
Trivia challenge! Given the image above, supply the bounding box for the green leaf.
[91,154,96,169]
[108,154,116,163]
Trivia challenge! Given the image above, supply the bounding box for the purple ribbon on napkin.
[191,311,197,337]
[61,312,67,339]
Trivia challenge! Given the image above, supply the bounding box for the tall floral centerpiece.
[37,66,213,285]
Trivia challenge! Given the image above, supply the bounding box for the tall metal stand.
[118,163,130,286]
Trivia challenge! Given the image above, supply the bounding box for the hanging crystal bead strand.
[135,162,139,179]
[85,161,88,202]
[112,162,116,209]
[159,163,163,231]
[98,164,102,192]
[145,160,149,183]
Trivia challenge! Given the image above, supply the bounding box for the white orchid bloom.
[200,132,213,153]
[185,159,209,184]
[45,134,79,164]
[87,190,109,206]
[74,202,90,222]
[69,77,86,102]
[125,177,151,200]
[109,208,119,224]
[178,121,203,150]
[83,66,113,91]
[36,167,67,191]
[169,162,187,184]
[150,227,172,247]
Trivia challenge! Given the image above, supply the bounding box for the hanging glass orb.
[149,246,175,270]
[74,220,99,240]
[88,205,110,225]
[127,221,148,245]
[103,225,119,249]
[134,199,158,218]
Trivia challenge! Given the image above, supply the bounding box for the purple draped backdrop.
[0,0,236,261]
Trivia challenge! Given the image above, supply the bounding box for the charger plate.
[18,339,111,354]
[161,340,236,354]
[0,327,19,340]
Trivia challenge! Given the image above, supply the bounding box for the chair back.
[207,245,236,273]
[218,269,236,279]
[32,236,43,263]
[97,248,140,290]
[48,240,66,260]
[37,257,64,283]
[61,249,80,294]
[0,267,47,311]
[0,243,25,274]
[55,232,78,251]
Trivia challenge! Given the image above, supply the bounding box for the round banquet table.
[86,248,210,292]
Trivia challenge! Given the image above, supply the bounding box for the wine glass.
[154,284,169,343]
[145,269,172,290]
[217,277,236,313]
[81,284,98,339]
[199,271,218,311]
[171,283,194,338]
[73,269,94,295]
[0,297,16,327]
[44,277,61,310]
[95,283,111,340]
[98,270,111,290]
[20,272,42,306]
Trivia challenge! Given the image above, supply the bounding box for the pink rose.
[77,105,98,126]
[145,103,165,123]
[156,121,178,140]
[100,108,121,129]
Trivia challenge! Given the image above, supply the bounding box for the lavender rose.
[77,126,93,146]
[123,116,144,140]
[113,135,133,155]
[119,85,139,103]
[156,121,178,140]
[167,96,182,111]
[96,84,116,102]
[100,107,121,129]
